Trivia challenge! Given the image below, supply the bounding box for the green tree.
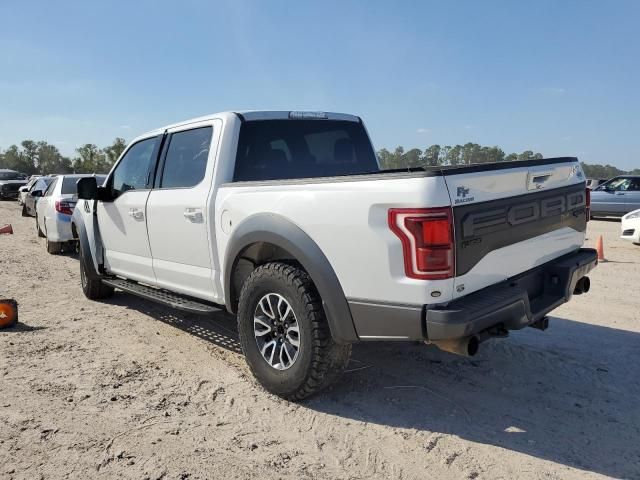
[423,144,441,166]
[37,141,72,174]
[1,145,34,174]
[73,144,108,173]
[403,148,423,167]
[103,137,127,168]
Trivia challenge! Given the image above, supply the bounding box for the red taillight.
[388,207,455,280]
[585,187,591,222]
[55,200,73,215]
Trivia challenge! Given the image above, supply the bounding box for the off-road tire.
[78,243,114,300]
[237,262,351,401]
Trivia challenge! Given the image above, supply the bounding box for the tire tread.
[238,262,351,401]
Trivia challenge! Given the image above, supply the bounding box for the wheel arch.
[224,214,358,343]
[72,204,103,282]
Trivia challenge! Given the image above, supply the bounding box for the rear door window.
[159,127,212,189]
[233,120,379,181]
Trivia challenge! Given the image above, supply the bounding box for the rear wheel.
[46,237,62,254]
[237,262,351,401]
[79,242,114,300]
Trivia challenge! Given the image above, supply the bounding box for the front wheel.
[21,204,28,217]
[237,262,351,401]
[79,243,114,300]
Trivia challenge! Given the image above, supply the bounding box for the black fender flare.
[224,213,358,344]
[72,208,102,282]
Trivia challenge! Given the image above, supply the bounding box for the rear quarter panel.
[215,175,453,306]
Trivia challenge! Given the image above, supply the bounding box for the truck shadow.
[108,293,242,354]
[105,295,640,478]
[310,317,640,479]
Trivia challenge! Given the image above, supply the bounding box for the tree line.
[1,138,637,179]
[379,143,640,177]
[378,143,544,169]
[0,138,127,175]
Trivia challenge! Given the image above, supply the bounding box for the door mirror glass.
[77,177,97,200]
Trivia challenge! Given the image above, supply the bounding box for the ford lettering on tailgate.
[453,183,587,276]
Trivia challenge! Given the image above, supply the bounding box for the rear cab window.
[233,119,379,182]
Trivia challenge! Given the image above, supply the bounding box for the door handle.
[183,208,203,223]
[128,208,144,220]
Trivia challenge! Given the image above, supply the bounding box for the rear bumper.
[349,248,598,341]
[427,248,597,340]
[46,216,74,242]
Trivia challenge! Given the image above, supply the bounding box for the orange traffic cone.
[0,224,13,235]
[596,235,606,262]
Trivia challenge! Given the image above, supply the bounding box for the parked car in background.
[17,175,42,205]
[0,169,28,200]
[621,209,640,245]
[22,176,54,217]
[590,175,640,217]
[33,174,106,253]
[586,178,607,189]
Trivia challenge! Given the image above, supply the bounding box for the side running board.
[102,278,222,315]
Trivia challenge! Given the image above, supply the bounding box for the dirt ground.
[1,200,639,480]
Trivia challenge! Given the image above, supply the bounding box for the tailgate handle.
[528,171,552,190]
[532,173,551,183]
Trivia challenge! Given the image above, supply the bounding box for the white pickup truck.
[73,111,597,400]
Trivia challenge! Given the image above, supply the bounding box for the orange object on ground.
[596,235,606,262]
[0,299,18,328]
[0,224,13,234]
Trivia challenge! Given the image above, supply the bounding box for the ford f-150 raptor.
[72,111,597,400]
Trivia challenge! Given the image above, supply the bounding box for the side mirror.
[77,177,98,200]
[30,190,43,197]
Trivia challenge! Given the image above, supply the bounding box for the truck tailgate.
[442,158,588,299]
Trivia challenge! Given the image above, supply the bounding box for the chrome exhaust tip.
[431,335,480,357]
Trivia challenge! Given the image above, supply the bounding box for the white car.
[17,175,41,205]
[72,110,597,400]
[34,174,106,254]
[621,209,640,244]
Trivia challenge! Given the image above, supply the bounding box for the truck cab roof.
[137,111,361,140]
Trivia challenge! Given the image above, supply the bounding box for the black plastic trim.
[345,248,596,342]
[437,157,578,176]
[73,210,101,282]
[426,248,597,340]
[348,299,424,340]
[224,214,358,343]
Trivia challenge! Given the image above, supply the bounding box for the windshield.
[0,171,26,180]
[61,175,107,195]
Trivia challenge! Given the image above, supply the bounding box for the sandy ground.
[0,200,639,480]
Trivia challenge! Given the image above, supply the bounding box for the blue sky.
[0,0,638,169]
